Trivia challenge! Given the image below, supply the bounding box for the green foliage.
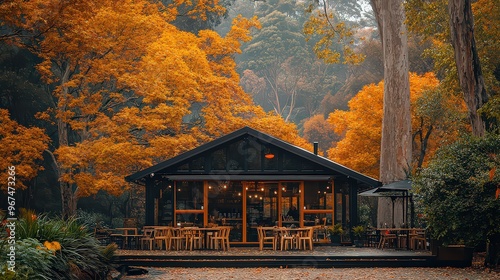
[358,203,373,227]
[413,134,500,248]
[328,223,344,235]
[0,238,55,280]
[1,209,116,279]
[352,225,365,238]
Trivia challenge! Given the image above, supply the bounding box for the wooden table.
[112,228,139,249]
[198,228,222,249]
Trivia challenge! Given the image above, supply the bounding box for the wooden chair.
[140,228,155,250]
[410,230,427,250]
[278,227,295,250]
[153,227,171,250]
[257,227,277,250]
[211,226,231,251]
[169,228,186,250]
[297,227,314,250]
[185,227,204,250]
[378,230,397,249]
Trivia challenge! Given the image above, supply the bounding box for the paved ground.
[115,247,500,279]
[120,266,500,280]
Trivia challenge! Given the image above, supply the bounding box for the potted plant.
[328,224,343,245]
[352,225,365,247]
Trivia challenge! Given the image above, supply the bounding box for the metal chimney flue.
[313,142,318,155]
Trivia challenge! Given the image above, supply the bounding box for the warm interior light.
[261,187,264,191]
[264,148,275,159]
[264,153,275,159]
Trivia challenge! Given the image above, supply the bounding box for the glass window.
[282,153,301,171]
[190,157,205,171]
[208,181,243,242]
[303,213,333,227]
[304,181,333,210]
[211,149,226,170]
[335,193,343,222]
[281,182,300,222]
[227,140,245,171]
[175,213,204,227]
[158,184,173,226]
[175,181,204,210]
[177,162,189,172]
[246,139,262,171]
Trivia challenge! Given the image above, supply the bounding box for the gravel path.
[120,267,500,280]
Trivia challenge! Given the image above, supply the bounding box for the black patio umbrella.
[359,180,413,227]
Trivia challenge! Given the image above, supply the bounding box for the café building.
[126,126,380,244]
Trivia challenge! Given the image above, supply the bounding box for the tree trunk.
[448,0,488,137]
[57,63,77,219]
[372,0,412,227]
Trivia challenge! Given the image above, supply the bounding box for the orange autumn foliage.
[0,109,49,192]
[0,0,308,204]
[327,73,465,179]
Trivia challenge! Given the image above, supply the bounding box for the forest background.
[0,0,499,229]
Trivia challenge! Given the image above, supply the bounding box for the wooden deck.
[113,246,471,268]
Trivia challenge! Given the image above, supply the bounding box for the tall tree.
[447,0,489,136]
[305,0,411,184]
[406,0,499,136]
[370,0,411,184]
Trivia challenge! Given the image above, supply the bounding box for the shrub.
[1,209,116,279]
[414,134,500,266]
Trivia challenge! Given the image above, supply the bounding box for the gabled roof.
[126,126,381,188]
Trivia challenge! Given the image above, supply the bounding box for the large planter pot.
[331,235,342,246]
[353,239,364,248]
[437,245,473,267]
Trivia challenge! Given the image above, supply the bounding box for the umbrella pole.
[391,197,395,227]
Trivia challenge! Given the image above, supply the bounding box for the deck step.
[114,255,437,268]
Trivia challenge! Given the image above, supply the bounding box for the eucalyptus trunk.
[448,0,488,137]
[371,0,412,227]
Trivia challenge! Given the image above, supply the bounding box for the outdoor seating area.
[374,228,428,250]
[99,225,430,253]
[106,225,232,251]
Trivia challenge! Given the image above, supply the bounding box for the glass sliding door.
[207,181,243,242]
[245,182,278,242]
[280,182,301,227]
